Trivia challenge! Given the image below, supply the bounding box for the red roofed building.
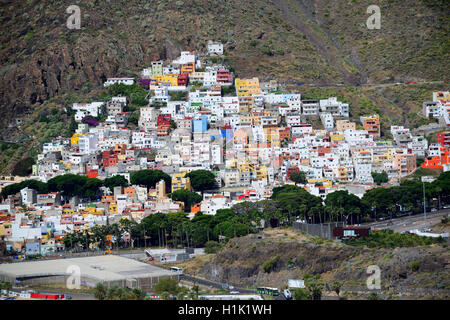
[437,132,450,148]
[279,127,291,141]
[421,146,450,169]
[217,70,233,85]
[157,114,172,126]
[102,151,118,167]
[177,73,189,86]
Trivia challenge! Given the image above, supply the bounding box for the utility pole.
[144,228,147,249]
[423,180,427,228]
[421,176,435,228]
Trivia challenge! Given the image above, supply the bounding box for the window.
[343,230,355,237]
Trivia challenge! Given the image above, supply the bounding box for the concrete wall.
[0,273,179,292]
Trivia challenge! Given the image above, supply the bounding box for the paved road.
[362,209,450,233]
[180,274,257,295]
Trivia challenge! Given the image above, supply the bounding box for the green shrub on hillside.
[263,255,280,273]
[343,230,445,248]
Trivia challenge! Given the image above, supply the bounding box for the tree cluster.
[92,283,146,300]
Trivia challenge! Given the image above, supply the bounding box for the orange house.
[190,204,201,214]
[124,186,136,198]
[87,170,98,178]
[157,125,170,136]
[101,195,115,203]
[421,146,450,169]
[279,127,291,141]
[318,146,331,156]
[181,62,195,75]
[115,144,127,154]
[363,118,381,137]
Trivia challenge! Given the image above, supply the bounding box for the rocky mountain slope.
[0,0,449,173]
[178,229,450,299]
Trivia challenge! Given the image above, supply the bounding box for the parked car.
[431,208,437,212]
[230,291,240,295]
[283,289,292,300]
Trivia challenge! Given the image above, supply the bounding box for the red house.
[217,69,233,85]
[177,73,189,86]
[437,132,450,148]
[157,114,172,126]
[102,150,118,167]
[87,169,98,178]
[279,127,291,141]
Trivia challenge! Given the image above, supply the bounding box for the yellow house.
[94,208,105,215]
[71,133,82,145]
[85,206,96,214]
[63,208,74,215]
[41,233,48,244]
[117,154,127,162]
[263,126,280,147]
[238,163,253,174]
[256,165,268,180]
[172,173,192,192]
[154,74,179,86]
[0,222,12,236]
[330,132,344,142]
[308,178,333,188]
[374,149,393,162]
[226,158,237,169]
[109,203,118,214]
[235,77,261,97]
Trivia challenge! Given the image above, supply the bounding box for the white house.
[103,78,134,87]
[73,102,104,121]
[320,113,334,131]
[207,41,223,55]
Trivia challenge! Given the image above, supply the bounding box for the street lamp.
[423,179,426,228]
[421,176,434,228]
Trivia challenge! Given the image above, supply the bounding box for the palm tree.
[131,288,146,300]
[161,291,170,300]
[435,186,442,208]
[387,204,396,222]
[93,283,107,300]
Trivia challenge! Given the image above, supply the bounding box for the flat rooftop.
[0,255,173,282]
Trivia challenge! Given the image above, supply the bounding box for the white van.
[283,289,292,300]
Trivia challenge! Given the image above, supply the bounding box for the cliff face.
[0,0,448,173]
[1,0,448,124]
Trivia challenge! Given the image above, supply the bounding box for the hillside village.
[0,42,449,257]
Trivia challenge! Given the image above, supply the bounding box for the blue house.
[193,119,208,133]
